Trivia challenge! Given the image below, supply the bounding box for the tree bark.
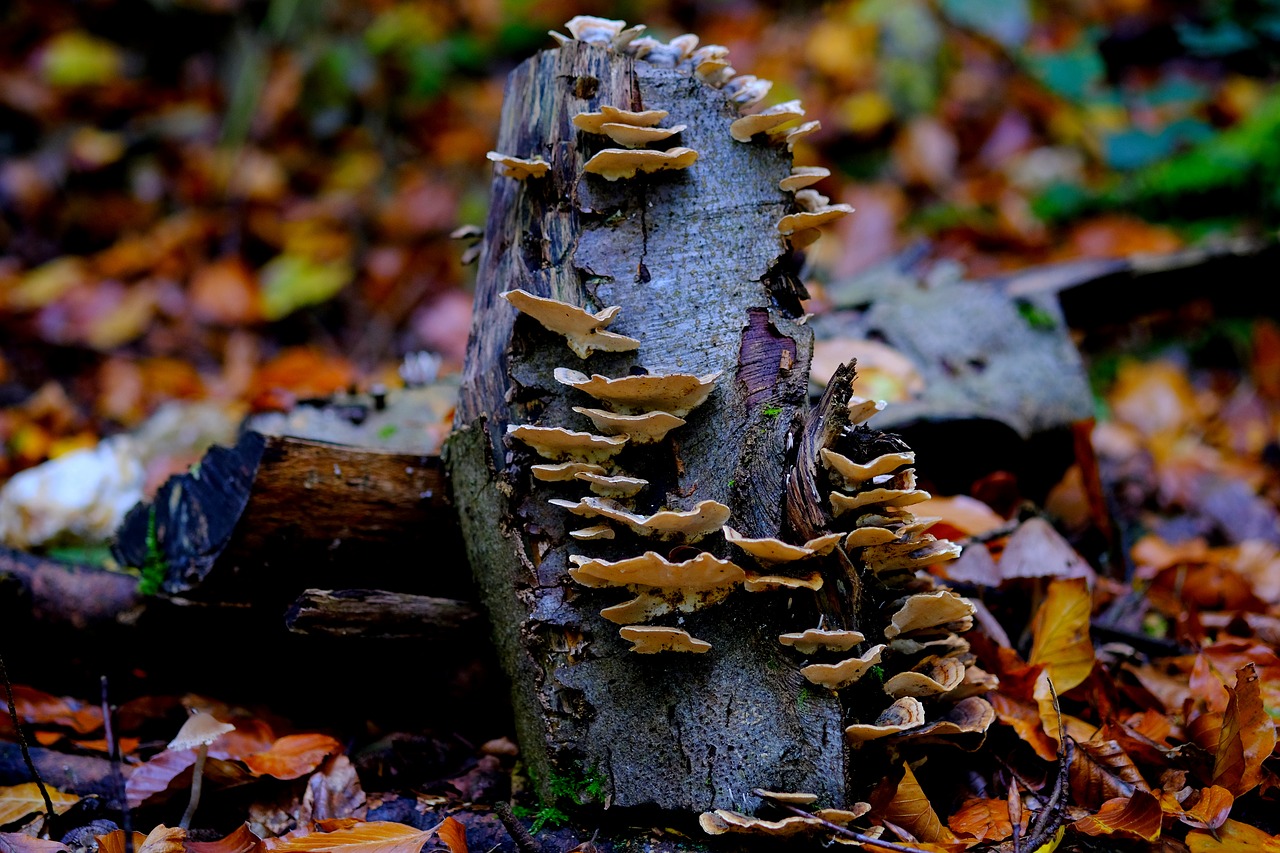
[446,41,846,814]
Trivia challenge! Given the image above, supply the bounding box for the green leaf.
[260,254,351,321]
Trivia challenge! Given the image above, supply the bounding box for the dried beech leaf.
[95,831,146,853]
[1177,786,1234,830]
[1186,818,1280,852]
[134,826,185,853]
[989,691,1058,762]
[0,686,102,735]
[186,825,266,853]
[298,756,367,826]
[0,783,79,825]
[244,734,342,780]
[0,835,70,853]
[271,821,442,853]
[1072,790,1162,841]
[1213,663,1277,796]
[434,818,467,853]
[1028,578,1094,693]
[871,763,956,844]
[947,797,1015,842]
[125,749,250,808]
[1070,739,1149,810]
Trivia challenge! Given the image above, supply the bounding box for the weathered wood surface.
[0,546,141,628]
[446,41,844,814]
[285,589,482,639]
[113,433,467,602]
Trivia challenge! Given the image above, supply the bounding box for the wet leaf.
[989,689,1058,761]
[1028,578,1094,693]
[947,797,1015,842]
[0,783,80,825]
[1,685,103,734]
[1186,818,1280,852]
[870,763,956,844]
[1176,786,1233,830]
[0,835,69,853]
[1070,739,1149,809]
[271,821,445,853]
[1072,789,1162,841]
[244,734,342,780]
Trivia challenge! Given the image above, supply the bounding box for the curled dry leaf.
[947,797,1018,843]
[98,827,186,853]
[244,734,342,780]
[1,685,103,735]
[1028,577,1094,693]
[1072,790,1162,841]
[0,835,69,853]
[271,820,458,853]
[1070,739,1149,810]
[1212,663,1277,796]
[869,762,957,844]
[186,825,265,853]
[298,755,367,826]
[0,783,80,826]
[1171,786,1234,831]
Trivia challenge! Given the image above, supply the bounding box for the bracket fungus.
[500,290,640,358]
[842,526,899,548]
[530,461,607,482]
[883,590,976,638]
[779,119,821,148]
[847,396,886,424]
[598,122,687,148]
[569,551,746,623]
[821,448,916,488]
[699,811,827,838]
[571,406,686,442]
[861,536,962,572]
[844,697,927,743]
[780,166,830,192]
[551,496,731,541]
[778,628,866,655]
[574,471,648,498]
[485,151,549,180]
[569,524,615,541]
[572,106,668,134]
[554,367,721,416]
[894,696,996,748]
[777,202,855,235]
[722,527,842,565]
[830,485,931,516]
[729,100,805,142]
[557,15,629,46]
[743,570,823,592]
[583,147,699,181]
[800,644,887,689]
[882,655,967,698]
[620,625,711,654]
[507,424,627,463]
[724,75,772,107]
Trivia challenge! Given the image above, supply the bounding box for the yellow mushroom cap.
[583,147,698,181]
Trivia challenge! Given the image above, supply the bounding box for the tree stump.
[445,38,846,813]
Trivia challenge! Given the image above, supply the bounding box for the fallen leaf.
[989,690,1058,761]
[1107,359,1200,438]
[125,749,251,808]
[244,734,341,780]
[1212,663,1277,796]
[870,763,956,844]
[913,495,1005,539]
[1072,789,1162,841]
[134,826,185,853]
[95,831,146,853]
[1176,786,1233,830]
[947,797,1015,842]
[297,756,366,826]
[1070,739,1149,809]
[1186,818,1280,852]
[1,685,103,734]
[186,825,265,853]
[190,258,262,325]
[271,821,443,853]
[434,818,467,853]
[999,518,1095,582]
[0,835,69,853]
[0,783,80,825]
[1028,577,1094,693]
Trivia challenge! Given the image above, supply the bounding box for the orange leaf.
[1212,663,1277,796]
[989,691,1058,761]
[1,686,102,734]
[96,831,147,853]
[947,798,1015,842]
[272,821,441,853]
[871,763,956,844]
[186,825,265,853]
[1072,790,1162,841]
[1187,818,1280,852]
[434,818,467,853]
[1069,740,1148,809]
[0,835,69,853]
[0,783,79,825]
[911,495,1004,539]
[244,734,342,780]
[1178,786,1234,830]
[1028,578,1094,693]
[134,826,185,853]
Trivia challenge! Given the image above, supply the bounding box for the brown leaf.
[126,749,252,808]
[870,763,956,844]
[1177,786,1233,830]
[999,519,1095,582]
[135,826,186,853]
[1212,663,1277,796]
[1028,578,1094,693]
[297,756,366,826]
[0,783,79,825]
[271,821,441,853]
[434,818,466,853]
[96,831,147,853]
[244,735,341,780]
[1186,818,1280,852]
[989,690,1058,761]
[1,686,102,735]
[1072,790,1162,841]
[1070,739,1149,809]
[186,824,265,853]
[947,798,1015,842]
[189,258,261,325]
[0,835,69,853]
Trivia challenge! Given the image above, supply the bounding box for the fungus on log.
[444,32,836,812]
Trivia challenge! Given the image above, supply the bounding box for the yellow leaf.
[1031,825,1065,853]
[1187,819,1280,852]
[875,763,956,844]
[0,783,79,826]
[271,821,440,853]
[1029,577,1094,692]
[259,255,351,321]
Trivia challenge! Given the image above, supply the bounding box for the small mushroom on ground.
[500,289,640,358]
[882,655,967,698]
[844,696,927,743]
[583,147,699,180]
[729,100,804,142]
[722,527,842,565]
[778,628,866,655]
[507,425,627,463]
[575,471,647,498]
[530,461,608,482]
[573,106,669,134]
[569,550,746,623]
[619,625,711,653]
[883,590,976,639]
[801,644,886,689]
[555,367,721,416]
[598,122,687,147]
[168,711,236,829]
[777,203,854,235]
[780,167,830,191]
[551,496,730,541]
[743,570,823,592]
[820,448,915,488]
[485,152,549,180]
[572,406,686,442]
[569,524,615,541]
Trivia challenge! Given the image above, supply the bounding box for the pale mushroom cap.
[896,696,996,743]
[781,119,821,146]
[844,697,927,743]
[600,122,686,148]
[780,167,830,192]
[168,712,236,751]
[583,147,699,181]
[564,15,626,44]
[573,107,669,134]
[743,571,823,592]
[572,406,686,442]
[788,228,822,250]
[620,625,711,653]
[847,396,886,424]
[882,656,967,698]
[555,367,721,416]
[793,188,830,211]
[507,424,627,462]
[485,151,550,180]
[843,527,899,548]
[821,448,916,488]
[883,590,976,639]
[569,550,745,590]
[575,471,648,497]
[830,487,931,516]
[531,461,607,482]
[777,204,854,235]
[500,289,639,359]
[700,811,827,837]
[569,524,616,541]
[753,789,818,805]
[722,526,841,565]
[862,537,963,572]
[800,644,886,689]
[729,101,804,142]
[568,496,731,541]
[778,628,866,655]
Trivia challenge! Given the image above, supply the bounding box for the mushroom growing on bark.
[168,711,235,829]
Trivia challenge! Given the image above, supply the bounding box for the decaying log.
[0,546,141,629]
[445,40,843,814]
[113,432,467,602]
[285,589,482,639]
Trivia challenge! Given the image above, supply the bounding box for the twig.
[0,649,56,834]
[771,802,935,853]
[493,802,546,853]
[100,676,133,853]
[1022,679,1073,852]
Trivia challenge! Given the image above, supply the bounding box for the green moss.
[511,805,569,833]
[136,506,167,597]
[762,406,783,417]
[797,685,814,711]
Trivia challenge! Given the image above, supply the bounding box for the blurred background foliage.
[3,0,1280,483]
